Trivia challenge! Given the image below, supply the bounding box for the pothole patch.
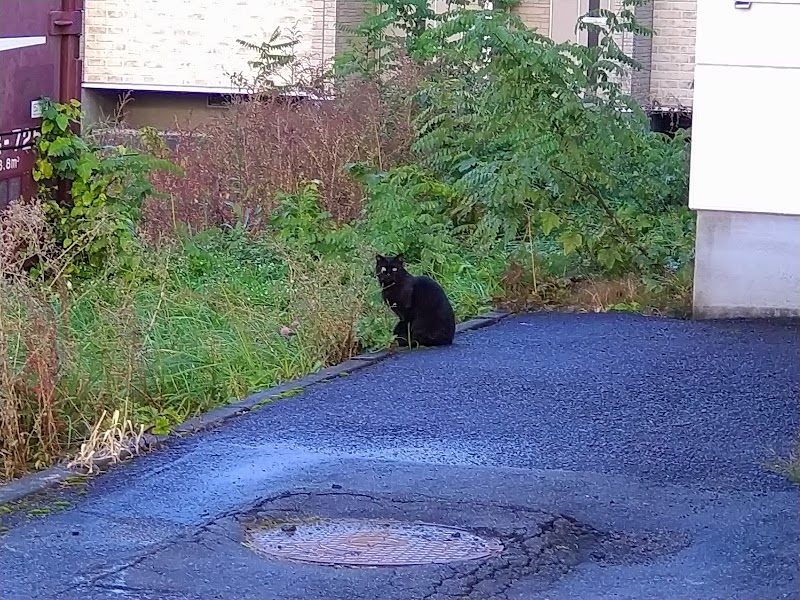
[244,518,504,566]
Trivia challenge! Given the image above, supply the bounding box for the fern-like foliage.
[393,1,690,275]
[333,0,690,278]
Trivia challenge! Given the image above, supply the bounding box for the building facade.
[512,0,695,111]
[80,0,351,128]
[81,0,697,129]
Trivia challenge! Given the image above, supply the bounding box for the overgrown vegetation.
[0,0,694,480]
[33,98,177,279]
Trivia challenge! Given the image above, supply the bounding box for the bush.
[33,98,177,280]
[406,5,691,277]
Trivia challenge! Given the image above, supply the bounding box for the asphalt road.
[1,313,798,600]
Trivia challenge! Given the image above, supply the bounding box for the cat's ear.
[375,254,384,262]
[396,254,405,264]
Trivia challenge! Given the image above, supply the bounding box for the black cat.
[375,254,456,347]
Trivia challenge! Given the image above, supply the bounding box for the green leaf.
[560,231,583,256]
[597,247,622,270]
[56,114,69,131]
[76,158,94,181]
[539,211,560,236]
[456,157,478,173]
[610,301,640,313]
[35,161,53,179]
[152,416,171,436]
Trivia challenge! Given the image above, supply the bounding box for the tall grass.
[0,201,65,478]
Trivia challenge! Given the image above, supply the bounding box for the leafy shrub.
[33,98,178,279]
[268,181,358,260]
[337,0,692,278]
[352,164,463,267]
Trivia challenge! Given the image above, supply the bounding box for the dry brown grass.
[0,200,65,479]
[142,80,414,241]
[499,261,693,317]
[66,407,145,474]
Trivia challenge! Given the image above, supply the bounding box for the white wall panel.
[689,63,800,215]
[696,1,800,68]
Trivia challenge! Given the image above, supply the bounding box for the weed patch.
[0,0,695,481]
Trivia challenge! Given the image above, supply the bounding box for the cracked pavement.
[1,313,799,600]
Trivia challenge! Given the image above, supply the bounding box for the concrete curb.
[0,310,511,505]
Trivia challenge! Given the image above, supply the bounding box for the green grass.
[29,226,508,457]
[0,206,693,481]
[767,437,800,485]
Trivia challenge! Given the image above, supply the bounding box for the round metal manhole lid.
[244,518,503,566]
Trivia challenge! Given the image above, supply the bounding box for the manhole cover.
[244,518,503,566]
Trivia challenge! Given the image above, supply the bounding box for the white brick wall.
[83,0,338,92]
[82,0,697,108]
[650,0,696,108]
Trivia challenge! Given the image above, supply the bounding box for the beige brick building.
[81,0,696,129]
[81,0,345,128]
[650,0,696,109]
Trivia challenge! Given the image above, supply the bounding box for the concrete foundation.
[693,210,800,319]
[80,88,230,130]
[80,88,120,127]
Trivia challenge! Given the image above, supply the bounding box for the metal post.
[58,0,83,130]
[54,0,83,206]
[587,0,600,48]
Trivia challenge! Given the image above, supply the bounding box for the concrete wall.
[82,0,337,92]
[88,90,236,130]
[693,211,800,319]
[81,89,233,130]
[80,88,120,126]
[690,2,800,319]
[650,0,696,108]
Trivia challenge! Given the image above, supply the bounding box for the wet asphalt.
[1,313,798,600]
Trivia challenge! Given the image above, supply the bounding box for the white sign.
[30,100,43,119]
[580,16,607,26]
[0,36,46,53]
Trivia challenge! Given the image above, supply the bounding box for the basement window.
[206,94,238,108]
